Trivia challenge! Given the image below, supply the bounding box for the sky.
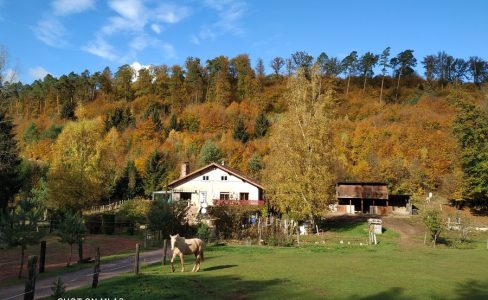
[0,0,487,83]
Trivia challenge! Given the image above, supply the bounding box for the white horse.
[170,234,205,272]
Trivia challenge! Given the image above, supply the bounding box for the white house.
[165,162,265,212]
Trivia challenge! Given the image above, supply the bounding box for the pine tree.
[58,212,86,266]
[113,160,143,200]
[0,198,45,277]
[22,122,39,145]
[143,151,166,197]
[233,118,249,143]
[198,140,223,166]
[248,153,263,178]
[0,110,22,211]
[254,111,269,138]
[169,114,179,131]
[51,277,66,298]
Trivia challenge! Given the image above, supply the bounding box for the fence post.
[134,243,140,275]
[92,247,100,288]
[162,240,168,265]
[144,228,147,249]
[39,241,46,273]
[24,255,38,300]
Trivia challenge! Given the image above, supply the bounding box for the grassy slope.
[61,223,488,300]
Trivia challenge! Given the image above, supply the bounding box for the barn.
[335,182,411,215]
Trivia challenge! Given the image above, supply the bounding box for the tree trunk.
[78,239,83,263]
[362,74,367,93]
[346,75,351,96]
[56,95,60,116]
[18,245,25,278]
[380,76,385,104]
[68,244,73,267]
[395,70,402,102]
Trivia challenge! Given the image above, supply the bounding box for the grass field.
[61,220,488,300]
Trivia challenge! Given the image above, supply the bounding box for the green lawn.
[61,227,488,300]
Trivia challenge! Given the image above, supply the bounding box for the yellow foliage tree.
[263,69,337,219]
[47,119,110,211]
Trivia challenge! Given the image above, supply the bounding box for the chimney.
[180,162,190,178]
[221,160,225,166]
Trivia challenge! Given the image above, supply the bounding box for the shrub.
[147,200,189,237]
[41,124,64,140]
[208,206,260,240]
[118,198,150,234]
[197,223,210,242]
[422,209,443,247]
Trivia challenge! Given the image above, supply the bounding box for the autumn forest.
[1,49,488,217]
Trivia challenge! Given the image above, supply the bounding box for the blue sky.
[1,0,487,83]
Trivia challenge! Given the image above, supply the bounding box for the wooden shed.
[336,182,410,215]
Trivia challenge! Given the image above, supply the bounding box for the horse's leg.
[192,253,198,272]
[195,253,201,272]
[198,249,204,272]
[179,253,185,272]
[170,252,177,273]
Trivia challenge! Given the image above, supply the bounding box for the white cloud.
[151,23,161,34]
[130,61,150,72]
[108,0,145,21]
[194,0,247,43]
[32,17,68,48]
[102,16,143,35]
[52,0,95,16]
[190,34,200,45]
[154,4,190,24]
[82,35,118,61]
[28,66,50,81]
[83,1,187,61]
[130,34,152,52]
[204,0,235,11]
[162,43,176,59]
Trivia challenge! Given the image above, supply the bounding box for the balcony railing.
[212,199,265,206]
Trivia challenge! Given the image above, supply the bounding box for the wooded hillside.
[1,50,488,215]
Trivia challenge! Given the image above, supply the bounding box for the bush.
[422,209,443,247]
[41,124,64,140]
[102,213,115,235]
[197,223,210,242]
[118,198,150,234]
[147,200,189,237]
[208,206,260,240]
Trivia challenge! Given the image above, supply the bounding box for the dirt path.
[382,216,424,247]
[0,248,172,300]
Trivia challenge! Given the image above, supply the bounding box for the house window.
[240,193,249,200]
[203,176,209,181]
[220,192,230,200]
[221,175,228,181]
